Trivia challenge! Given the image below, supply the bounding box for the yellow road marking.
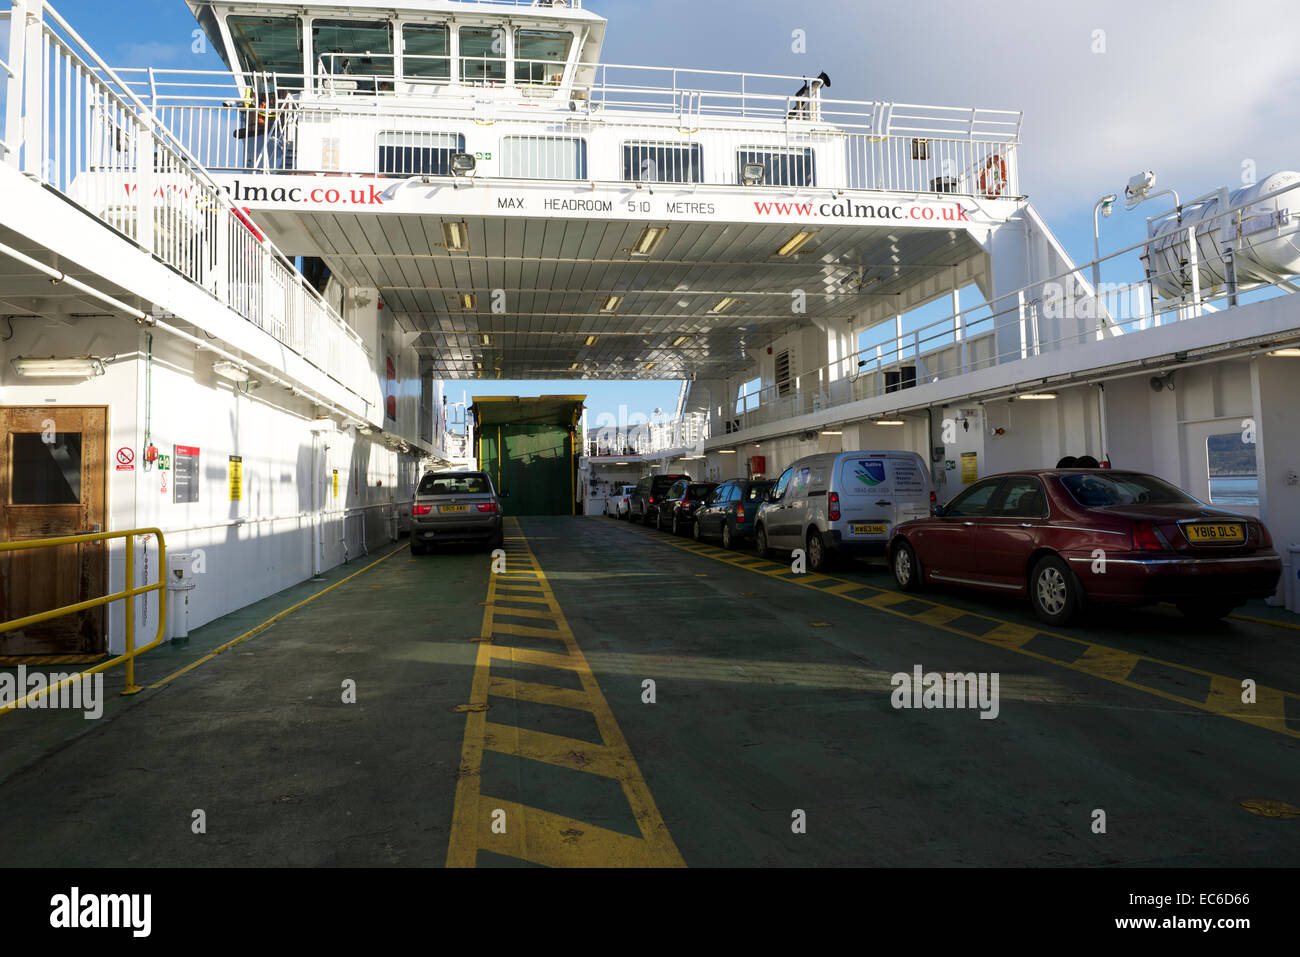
[447,518,684,868]
[626,522,1300,740]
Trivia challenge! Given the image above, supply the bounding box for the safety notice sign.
[115,447,135,472]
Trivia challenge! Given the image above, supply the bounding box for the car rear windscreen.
[418,473,490,495]
[687,484,716,497]
[1060,472,1198,507]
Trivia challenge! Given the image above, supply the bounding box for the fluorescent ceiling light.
[615,462,629,466]
[1018,392,1058,400]
[461,294,477,310]
[479,333,491,345]
[672,336,688,347]
[585,335,599,346]
[1266,347,1300,357]
[570,362,580,370]
[441,220,469,252]
[873,419,906,426]
[630,226,669,257]
[600,296,623,314]
[10,356,105,378]
[719,449,737,454]
[820,430,843,435]
[212,360,251,383]
[710,297,741,314]
[644,362,657,370]
[776,230,818,257]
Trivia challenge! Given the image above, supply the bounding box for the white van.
[754,450,932,572]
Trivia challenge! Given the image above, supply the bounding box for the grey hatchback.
[410,470,504,554]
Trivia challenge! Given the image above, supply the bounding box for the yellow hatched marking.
[477,799,683,868]
[448,518,684,868]
[483,722,629,779]
[490,605,563,621]
[628,523,1300,741]
[488,676,592,711]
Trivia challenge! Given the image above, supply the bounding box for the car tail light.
[828,491,841,522]
[1132,521,1168,551]
[1257,522,1273,548]
[413,505,432,516]
[736,503,746,522]
[681,501,692,511]
[649,496,655,504]
[477,503,498,513]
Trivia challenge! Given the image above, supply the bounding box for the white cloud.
[599,0,1300,220]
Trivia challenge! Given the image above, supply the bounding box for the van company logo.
[852,460,887,487]
[50,887,151,937]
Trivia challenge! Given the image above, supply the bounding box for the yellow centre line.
[625,522,1300,741]
[447,517,684,868]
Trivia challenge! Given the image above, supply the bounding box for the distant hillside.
[1206,434,1258,476]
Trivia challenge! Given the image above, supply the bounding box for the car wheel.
[1175,598,1239,622]
[1030,555,1082,626]
[693,519,703,541]
[721,524,733,550]
[755,525,771,560]
[892,541,923,591]
[410,542,425,556]
[807,529,829,573]
[488,532,504,551]
[672,513,681,535]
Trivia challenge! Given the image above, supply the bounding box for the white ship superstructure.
[2,0,1299,660]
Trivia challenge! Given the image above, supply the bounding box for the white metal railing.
[723,177,1300,435]
[101,66,1022,196]
[2,2,373,412]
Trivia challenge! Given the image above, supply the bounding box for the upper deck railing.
[100,64,1022,195]
[722,178,1300,438]
[1,1,376,415]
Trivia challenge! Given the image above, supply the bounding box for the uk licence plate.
[1186,523,1244,544]
[440,505,469,514]
[852,523,888,536]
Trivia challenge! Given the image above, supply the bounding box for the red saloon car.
[888,470,1281,626]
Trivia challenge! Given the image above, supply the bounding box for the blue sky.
[24,0,1300,419]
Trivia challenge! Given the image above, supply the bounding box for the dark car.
[888,469,1281,626]
[410,469,504,554]
[693,478,774,549]
[630,473,690,526]
[659,481,718,535]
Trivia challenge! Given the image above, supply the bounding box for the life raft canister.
[978,154,1008,197]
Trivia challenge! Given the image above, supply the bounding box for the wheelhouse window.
[460,26,507,83]
[1206,433,1259,505]
[378,131,466,177]
[402,23,450,80]
[737,148,816,186]
[313,19,393,78]
[227,15,303,81]
[500,136,587,179]
[515,29,571,84]
[623,142,703,183]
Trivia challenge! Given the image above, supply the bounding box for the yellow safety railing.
[0,528,166,712]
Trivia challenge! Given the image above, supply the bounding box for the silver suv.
[411,470,504,555]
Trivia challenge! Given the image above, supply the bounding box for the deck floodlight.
[450,152,477,176]
[441,220,470,251]
[742,162,766,186]
[10,356,106,378]
[212,360,251,384]
[1099,194,1116,218]
[1125,171,1157,206]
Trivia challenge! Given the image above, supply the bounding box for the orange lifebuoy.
[978,154,1008,197]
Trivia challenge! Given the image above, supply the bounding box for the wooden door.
[0,407,108,655]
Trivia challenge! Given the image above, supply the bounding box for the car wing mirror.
[932,504,947,517]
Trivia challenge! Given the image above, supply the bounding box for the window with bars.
[775,349,793,397]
